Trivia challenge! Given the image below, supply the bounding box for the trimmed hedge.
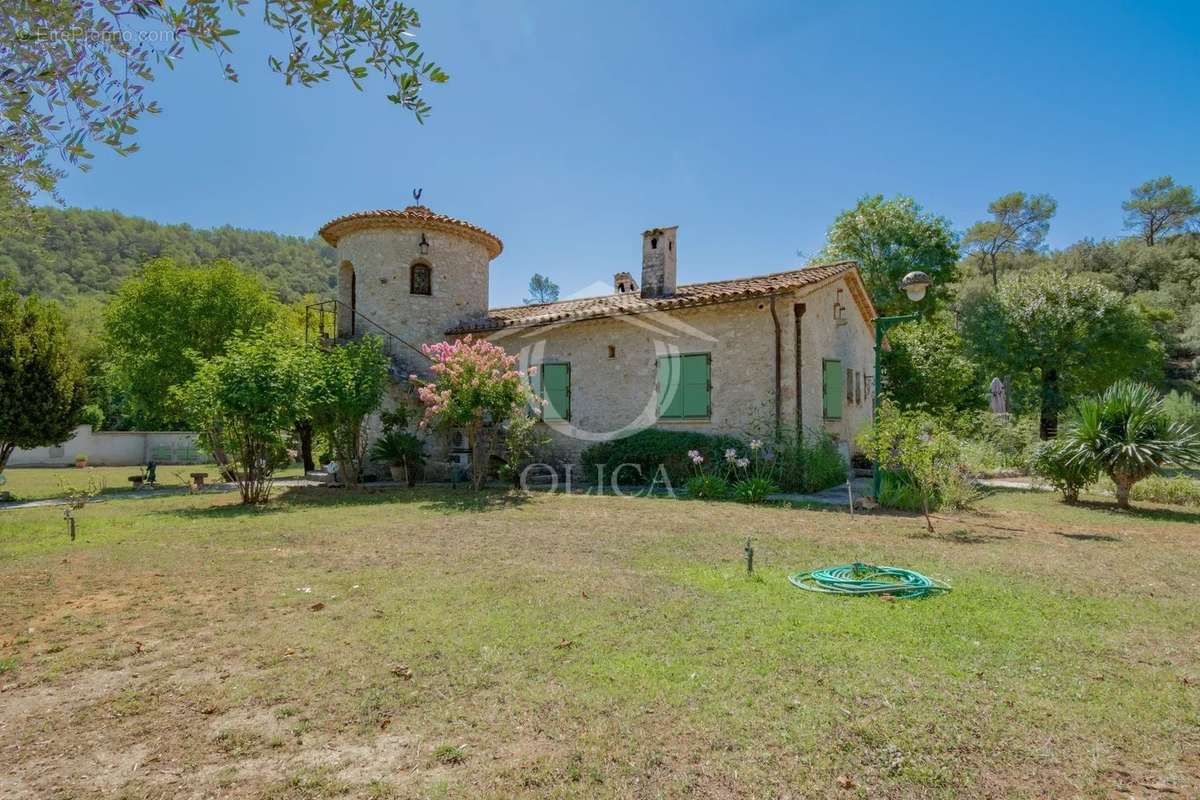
[580,429,743,486]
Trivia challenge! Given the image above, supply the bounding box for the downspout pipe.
[770,295,782,436]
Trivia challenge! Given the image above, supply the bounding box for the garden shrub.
[685,474,729,499]
[878,470,923,512]
[1095,473,1200,507]
[1030,438,1097,503]
[857,401,966,532]
[954,412,1039,475]
[731,476,781,504]
[1163,390,1200,431]
[880,466,983,513]
[774,429,848,493]
[939,465,987,510]
[498,412,550,487]
[580,429,743,486]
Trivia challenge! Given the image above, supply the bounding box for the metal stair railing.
[304,299,429,378]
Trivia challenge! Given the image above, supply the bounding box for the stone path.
[767,475,1052,508]
[768,477,872,507]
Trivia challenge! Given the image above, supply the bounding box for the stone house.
[317,204,877,468]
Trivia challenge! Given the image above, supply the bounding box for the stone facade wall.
[792,275,875,443]
[479,274,875,464]
[333,224,496,478]
[332,219,877,477]
[334,227,491,373]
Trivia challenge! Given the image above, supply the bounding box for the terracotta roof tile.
[448,261,866,334]
[318,205,503,258]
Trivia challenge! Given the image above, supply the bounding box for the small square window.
[607,345,616,359]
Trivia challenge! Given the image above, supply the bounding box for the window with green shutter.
[823,359,843,420]
[536,363,571,421]
[657,353,711,419]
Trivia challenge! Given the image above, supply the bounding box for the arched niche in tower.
[410,261,432,296]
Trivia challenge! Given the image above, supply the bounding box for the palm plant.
[368,430,426,486]
[1061,380,1200,509]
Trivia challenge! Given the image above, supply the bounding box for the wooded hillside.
[0,207,337,302]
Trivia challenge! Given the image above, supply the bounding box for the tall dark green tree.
[819,194,960,315]
[963,192,1057,287]
[0,282,86,472]
[961,271,1165,439]
[1123,176,1200,246]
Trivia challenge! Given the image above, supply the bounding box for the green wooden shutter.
[541,363,570,420]
[656,356,683,418]
[823,359,843,419]
[681,353,711,418]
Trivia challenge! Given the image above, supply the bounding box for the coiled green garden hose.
[788,562,950,599]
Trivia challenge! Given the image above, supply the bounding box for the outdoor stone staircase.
[304,299,428,383]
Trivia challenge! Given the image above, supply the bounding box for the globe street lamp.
[871,271,934,499]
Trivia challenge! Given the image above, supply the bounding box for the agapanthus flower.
[691,455,704,465]
[749,439,763,451]
[736,457,750,469]
[725,448,737,461]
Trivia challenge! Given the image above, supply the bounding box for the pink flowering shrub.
[410,336,536,489]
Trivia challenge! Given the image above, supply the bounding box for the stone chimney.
[613,271,638,294]
[640,226,678,298]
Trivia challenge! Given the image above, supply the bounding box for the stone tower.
[640,226,678,298]
[318,205,503,360]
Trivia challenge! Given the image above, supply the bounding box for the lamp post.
[871,271,933,499]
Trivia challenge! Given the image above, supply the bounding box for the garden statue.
[989,377,1008,415]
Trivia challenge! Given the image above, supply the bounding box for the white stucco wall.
[7,426,205,467]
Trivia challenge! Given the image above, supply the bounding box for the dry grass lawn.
[0,484,1198,799]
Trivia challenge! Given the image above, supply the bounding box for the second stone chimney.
[640,226,678,298]
[613,271,638,294]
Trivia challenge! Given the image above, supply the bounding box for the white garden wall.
[7,426,205,467]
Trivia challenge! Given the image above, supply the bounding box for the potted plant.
[74,452,88,469]
[369,430,426,486]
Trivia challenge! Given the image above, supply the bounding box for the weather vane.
[412,188,423,205]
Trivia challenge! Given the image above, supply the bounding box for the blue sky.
[55,0,1200,308]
